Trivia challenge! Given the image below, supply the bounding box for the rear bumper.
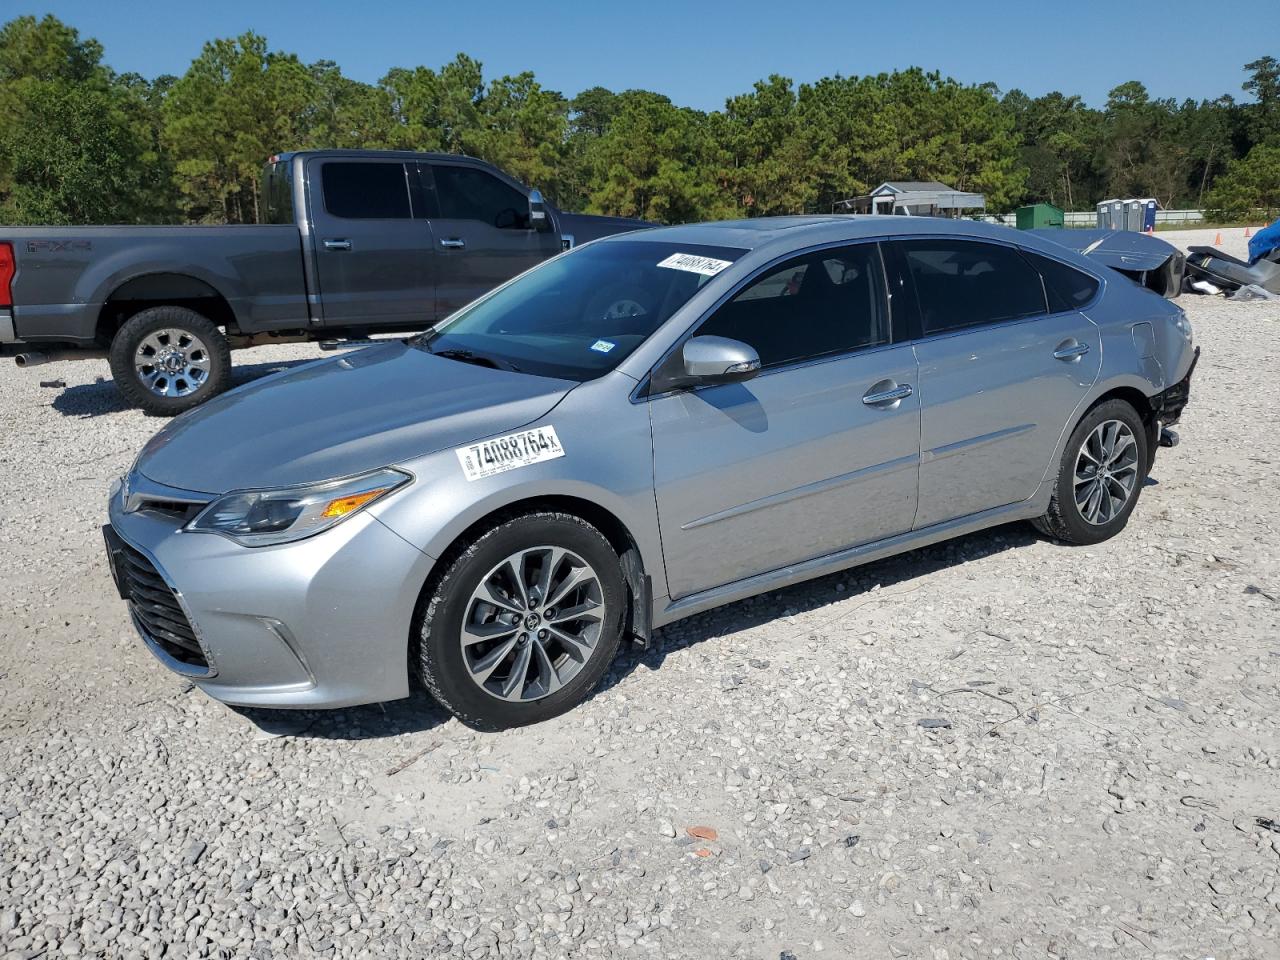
[0,309,16,344]
[1152,346,1199,427]
[107,478,436,709]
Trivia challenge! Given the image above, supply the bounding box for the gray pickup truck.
[0,150,648,414]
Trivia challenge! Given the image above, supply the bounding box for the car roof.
[607,215,1037,255]
[273,149,486,164]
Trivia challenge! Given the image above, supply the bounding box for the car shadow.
[49,357,320,419]
[593,520,1040,701]
[236,520,1038,740]
[232,688,452,742]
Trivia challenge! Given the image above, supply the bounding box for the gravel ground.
[1,234,1278,959]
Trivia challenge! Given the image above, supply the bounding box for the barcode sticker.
[657,252,733,276]
[456,426,565,481]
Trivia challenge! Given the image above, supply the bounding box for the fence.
[984,210,1206,229]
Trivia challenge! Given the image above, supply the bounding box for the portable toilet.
[1138,198,1158,232]
[1097,199,1125,229]
[1016,203,1065,230]
[1123,200,1146,232]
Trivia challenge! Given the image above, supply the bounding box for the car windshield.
[415,239,747,381]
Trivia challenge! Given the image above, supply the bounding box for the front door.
[890,238,1102,529]
[650,243,921,599]
[424,162,562,315]
[307,158,435,328]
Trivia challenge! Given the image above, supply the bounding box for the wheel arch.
[411,494,654,655]
[96,272,238,346]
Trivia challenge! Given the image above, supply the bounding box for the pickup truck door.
[422,162,562,315]
[307,158,435,328]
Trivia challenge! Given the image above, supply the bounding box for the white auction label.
[456,425,565,481]
[657,252,733,276]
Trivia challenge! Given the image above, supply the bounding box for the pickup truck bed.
[5,225,308,346]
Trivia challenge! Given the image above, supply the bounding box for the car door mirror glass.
[653,335,761,393]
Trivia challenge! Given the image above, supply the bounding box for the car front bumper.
[106,479,436,708]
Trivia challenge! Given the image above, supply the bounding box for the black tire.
[108,306,231,416]
[1033,399,1149,545]
[417,511,626,730]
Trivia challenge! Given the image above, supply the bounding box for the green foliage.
[0,15,173,224]
[0,13,1271,225]
[1205,144,1280,219]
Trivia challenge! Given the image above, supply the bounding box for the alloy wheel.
[134,328,211,398]
[1074,419,1139,525]
[460,546,605,702]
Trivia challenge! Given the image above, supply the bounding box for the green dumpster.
[1015,203,1064,230]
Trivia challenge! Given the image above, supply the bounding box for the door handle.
[322,239,351,251]
[439,238,466,249]
[862,383,913,406]
[1053,341,1090,361]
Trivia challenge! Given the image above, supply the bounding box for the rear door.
[424,161,561,315]
[650,242,921,599]
[889,237,1102,529]
[307,158,435,327]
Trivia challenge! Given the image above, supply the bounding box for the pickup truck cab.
[0,150,648,414]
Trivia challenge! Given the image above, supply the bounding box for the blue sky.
[20,0,1279,109]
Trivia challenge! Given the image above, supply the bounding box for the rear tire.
[417,511,626,730]
[1033,399,1149,545]
[108,306,231,416]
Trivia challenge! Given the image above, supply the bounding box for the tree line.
[0,14,1276,226]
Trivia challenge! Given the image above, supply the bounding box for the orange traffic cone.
[1214,231,1223,245]
[1145,225,1154,236]
[1245,225,1253,238]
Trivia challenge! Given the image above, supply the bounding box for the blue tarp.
[1249,218,1280,264]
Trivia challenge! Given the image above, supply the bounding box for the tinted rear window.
[321,162,411,220]
[898,239,1048,335]
[1025,251,1101,312]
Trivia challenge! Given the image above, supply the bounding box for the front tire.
[108,306,231,416]
[417,512,626,730]
[1033,399,1149,545]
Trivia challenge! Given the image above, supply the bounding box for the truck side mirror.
[528,190,553,233]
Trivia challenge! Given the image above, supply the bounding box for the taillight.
[0,242,14,308]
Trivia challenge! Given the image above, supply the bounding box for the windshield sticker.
[456,426,565,482]
[590,339,616,354]
[657,252,733,276]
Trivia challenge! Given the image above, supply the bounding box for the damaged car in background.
[105,216,1197,730]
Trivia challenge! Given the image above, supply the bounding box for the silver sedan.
[105,216,1197,729]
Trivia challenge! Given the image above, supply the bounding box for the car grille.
[116,541,208,670]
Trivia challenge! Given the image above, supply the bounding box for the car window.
[320,162,411,220]
[418,240,746,382]
[898,239,1047,335]
[433,165,530,229]
[696,245,888,368]
[1024,251,1101,312]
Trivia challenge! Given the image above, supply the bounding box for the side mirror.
[651,335,762,393]
[528,189,553,233]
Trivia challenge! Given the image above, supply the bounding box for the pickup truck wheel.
[1033,399,1149,545]
[108,307,231,416]
[417,511,626,730]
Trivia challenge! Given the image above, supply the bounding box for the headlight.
[187,468,411,547]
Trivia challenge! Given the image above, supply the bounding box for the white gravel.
[1,273,1278,958]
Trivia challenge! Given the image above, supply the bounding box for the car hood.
[135,341,575,494]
